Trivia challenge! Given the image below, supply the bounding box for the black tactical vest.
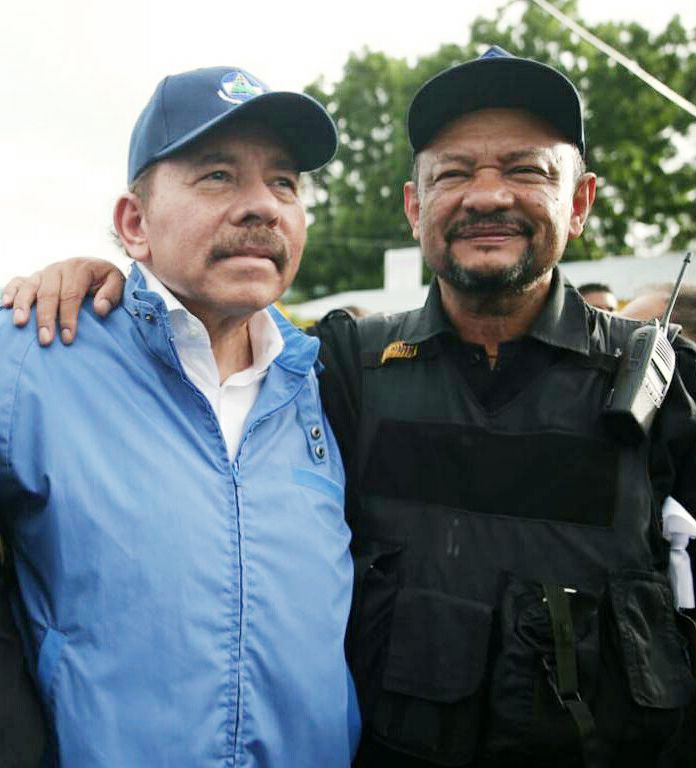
[344,308,695,768]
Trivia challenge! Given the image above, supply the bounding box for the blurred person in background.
[621,282,696,342]
[577,281,618,312]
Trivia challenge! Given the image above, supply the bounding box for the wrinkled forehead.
[423,107,575,161]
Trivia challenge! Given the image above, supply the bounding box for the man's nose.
[230,178,281,228]
[460,171,514,212]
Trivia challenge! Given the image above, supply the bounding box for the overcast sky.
[1,0,694,285]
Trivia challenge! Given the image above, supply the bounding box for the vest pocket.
[599,571,695,750]
[608,571,694,708]
[370,588,492,766]
[485,576,601,762]
[484,573,696,765]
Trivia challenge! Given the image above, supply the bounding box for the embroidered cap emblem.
[217,71,264,105]
[381,341,419,365]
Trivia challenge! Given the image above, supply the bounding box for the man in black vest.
[314,47,696,768]
[4,47,696,768]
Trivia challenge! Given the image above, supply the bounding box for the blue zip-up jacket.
[0,267,360,767]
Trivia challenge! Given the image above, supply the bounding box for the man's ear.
[404,181,421,241]
[113,193,151,262]
[568,173,597,240]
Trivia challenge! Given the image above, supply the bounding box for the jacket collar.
[123,264,319,375]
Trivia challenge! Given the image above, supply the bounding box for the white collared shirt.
[139,264,284,459]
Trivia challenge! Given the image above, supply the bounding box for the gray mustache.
[207,231,287,269]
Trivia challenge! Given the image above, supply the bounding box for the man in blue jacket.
[0,67,359,766]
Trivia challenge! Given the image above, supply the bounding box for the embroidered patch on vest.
[381,341,419,364]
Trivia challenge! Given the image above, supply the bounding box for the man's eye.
[205,170,231,182]
[435,169,469,182]
[274,177,298,192]
[510,166,545,176]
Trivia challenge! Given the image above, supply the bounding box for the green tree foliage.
[296,1,696,297]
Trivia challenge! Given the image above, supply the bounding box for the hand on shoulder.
[2,258,126,346]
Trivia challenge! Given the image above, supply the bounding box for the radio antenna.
[660,252,692,331]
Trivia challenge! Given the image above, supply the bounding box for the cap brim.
[150,91,338,173]
[408,57,584,155]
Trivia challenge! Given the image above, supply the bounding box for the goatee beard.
[434,211,549,296]
[438,244,543,295]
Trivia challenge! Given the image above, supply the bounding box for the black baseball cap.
[128,67,338,184]
[408,46,585,156]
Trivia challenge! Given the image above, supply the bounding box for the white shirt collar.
[137,263,284,384]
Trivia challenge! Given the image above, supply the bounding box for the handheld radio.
[603,251,692,443]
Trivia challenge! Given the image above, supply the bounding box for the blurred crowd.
[578,280,696,341]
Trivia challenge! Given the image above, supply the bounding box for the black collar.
[399,267,590,355]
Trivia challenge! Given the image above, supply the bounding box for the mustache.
[206,230,288,270]
[444,211,535,243]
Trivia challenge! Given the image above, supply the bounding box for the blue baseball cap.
[408,46,585,156]
[128,67,338,184]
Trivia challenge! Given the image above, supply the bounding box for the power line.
[528,0,696,119]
